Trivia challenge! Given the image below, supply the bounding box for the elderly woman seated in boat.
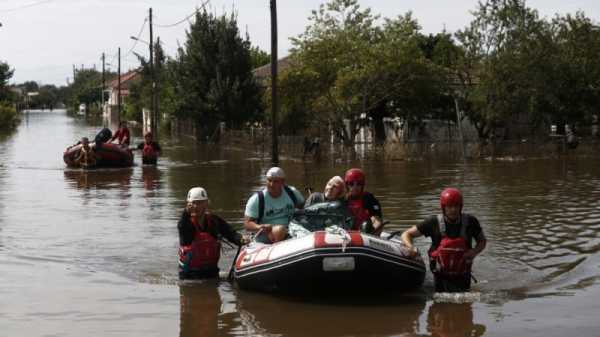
[304,176,346,207]
[289,176,352,238]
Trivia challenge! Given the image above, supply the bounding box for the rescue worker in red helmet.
[178,187,249,279]
[401,188,486,292]
[344,168,385,235]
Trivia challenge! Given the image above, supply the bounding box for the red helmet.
[440,188,463,210]
[344,168,365,185]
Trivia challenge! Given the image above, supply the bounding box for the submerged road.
[0,109,599,336]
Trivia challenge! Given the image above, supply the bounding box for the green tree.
[127,39,180,124]
[285,0,445,144]
[173,9,263,138]
[455,0,552,142]
[0,60,19,129]
[0,60,15,102]
[249,45,270,69]
[65,69,102,111]
[548,12,600,132]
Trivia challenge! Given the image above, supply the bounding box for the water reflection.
[63,168,133,190]
[233,292,426,337]
[425,302,486,337]
[141,165,162,191]
[179,282,222,337]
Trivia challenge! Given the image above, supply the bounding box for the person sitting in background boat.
[344,168,384,235]
[178,187,249,279]
[244,167,305,243]
[136,131,161,165]
[304,175,346,207]
[401,188,487,292]
[93,127,112,149]
[110,121,130,147]
[75,137,97,169]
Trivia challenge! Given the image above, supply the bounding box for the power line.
[0,0,54,13]
[125,17,148,58]
[154,0,209,28]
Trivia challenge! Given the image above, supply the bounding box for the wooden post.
[270,0,279,165]
[117,47,121,124]
[149,7,157,136]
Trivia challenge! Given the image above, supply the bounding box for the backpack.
[255,186,298,223]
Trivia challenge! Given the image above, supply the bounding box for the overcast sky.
[1,0,599,86]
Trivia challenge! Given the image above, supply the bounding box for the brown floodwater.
[0,109,599,337]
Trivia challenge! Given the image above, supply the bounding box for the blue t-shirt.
[244,186,305,226]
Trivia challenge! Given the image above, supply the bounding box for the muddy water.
[0,109,599,337]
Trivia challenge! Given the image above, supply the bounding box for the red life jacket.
[179,214,220,270]
[429,214,471,276]
[142,142,157,160]
[347,193,371,230]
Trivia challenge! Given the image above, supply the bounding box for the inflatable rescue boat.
[233,201,426,293]
[63,142,134,168]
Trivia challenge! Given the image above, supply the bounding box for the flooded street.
[1,109,599,336]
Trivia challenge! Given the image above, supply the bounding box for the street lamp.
[130,36,149,44]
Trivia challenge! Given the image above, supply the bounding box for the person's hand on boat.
[259,224,273,234]
[240,235,251,245]
[406,246,418,257]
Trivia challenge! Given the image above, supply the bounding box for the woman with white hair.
[304,175,346,207]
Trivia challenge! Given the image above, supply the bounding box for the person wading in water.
[178,187,248,279]
[401,188,487,292]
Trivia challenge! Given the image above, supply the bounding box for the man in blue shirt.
[244,167,305,243]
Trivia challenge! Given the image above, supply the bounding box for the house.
[252,56,293,84]
[103,70,140,122]
[106,70,140,106]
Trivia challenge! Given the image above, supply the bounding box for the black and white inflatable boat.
[233,227,426,292]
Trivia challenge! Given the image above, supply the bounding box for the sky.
[1,0,599,86]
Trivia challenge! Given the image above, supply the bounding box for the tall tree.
[1,61,15,102]
[455,0,551,142]
[173,9,263,137]
[548,12,600,132]
[285,0,444,144]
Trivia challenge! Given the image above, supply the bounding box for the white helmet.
[186,187,208,202]
[266,166,285,179]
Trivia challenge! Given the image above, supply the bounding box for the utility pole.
[102,53,106,107]
[270,0,279,166]
[117,47,121,124]
[155,37,161,138]
[149,7,157,136]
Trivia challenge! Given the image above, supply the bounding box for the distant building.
[103,70,140,122]
[106,70,140,106]
[252,56,293,84]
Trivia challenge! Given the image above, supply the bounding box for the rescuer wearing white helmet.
[177,187,249,279]
[244,167,305,243]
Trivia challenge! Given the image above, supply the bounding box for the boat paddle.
[227,244,242,282]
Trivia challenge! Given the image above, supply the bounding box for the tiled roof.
[253,56,293,80]
[108,70,140,89]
